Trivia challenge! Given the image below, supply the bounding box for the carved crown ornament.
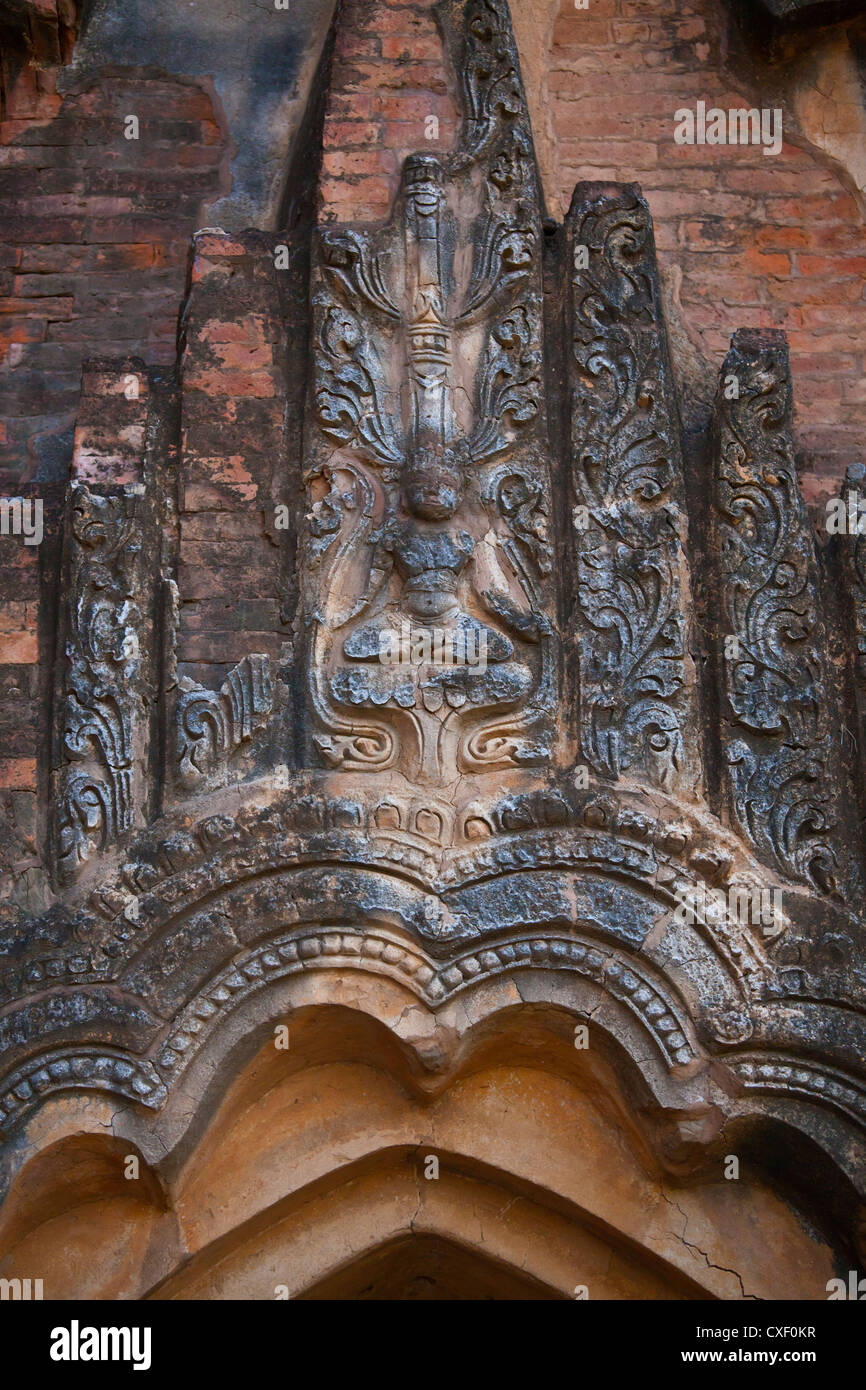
[0,0,865,1236]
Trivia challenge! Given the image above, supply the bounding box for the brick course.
[319,0,460,223]
[177,231,292,690]
[0,71,226,485]
[551,0,866,501]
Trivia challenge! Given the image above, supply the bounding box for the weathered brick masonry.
[0,4,227,486]
[320,0,460,223]
[550,0,866,503]
[0,1,229,864]
[177,231,291,691]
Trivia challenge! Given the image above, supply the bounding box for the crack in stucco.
[661,1189,758,1300]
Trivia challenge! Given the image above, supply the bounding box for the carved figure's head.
[403,154,444,219]
[404,439,468,521]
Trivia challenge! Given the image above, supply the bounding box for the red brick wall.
[550,0,865,502]
[1,68,227,485]
[0,55,228,865]
[319,0,460,223]
[0,531,39,788]
[5,0,860,494]
[177,232,291,690]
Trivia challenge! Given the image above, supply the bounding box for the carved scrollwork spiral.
[314,303,401,466]
[458,0,525,162]
[568,186,695,793]
[177,655,273,789]
[54,484,152,881]
[712,332,859,898]
[471,302,542,460]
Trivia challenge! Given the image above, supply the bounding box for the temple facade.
[0,0,865,1300]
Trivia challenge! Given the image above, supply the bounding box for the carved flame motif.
[713,335,860,899]
[568,187,697,795]
[54,486,149,879]
[306,0,555,783]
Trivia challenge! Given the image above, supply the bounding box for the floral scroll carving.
[712,331,860,898]
[567,185,697,794]
[842,462,866,784]
[176,655,273,789]
[5,0,866,1242]
[53,484,154,882]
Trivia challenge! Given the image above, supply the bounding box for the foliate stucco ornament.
[711,331,861,900]
[52,483,156,881]
[841,461,866,813]
[176,655,273,788]
[567,185,699,796]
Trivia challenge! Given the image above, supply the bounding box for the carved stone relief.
[567,185,699,796]
[176,654,273,789]
[305,1,556,784]
[51,483,156,881]
[711,330,861,899]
